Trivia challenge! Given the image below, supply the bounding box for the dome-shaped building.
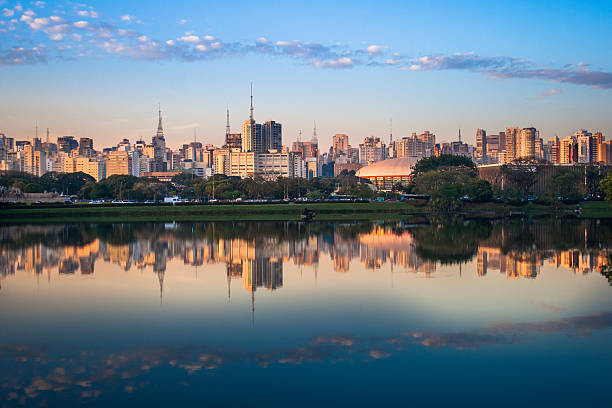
[355,157,418,191]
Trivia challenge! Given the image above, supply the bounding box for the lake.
[1,218,611,407]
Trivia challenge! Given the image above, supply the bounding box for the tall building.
[78,138,94,157]
[105,151,132,177]
[332,134,349,158]
[152,108,166,161]
[519,127,537,159]
[358,136,386,165]
[262,120,282,152]
[57,136,78,153]
[476,129,487,161]
[241,84,264,153]
[504,127,520,163]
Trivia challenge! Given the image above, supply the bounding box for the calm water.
[1,219,612,407]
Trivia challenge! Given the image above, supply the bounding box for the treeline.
[0,170,377,201]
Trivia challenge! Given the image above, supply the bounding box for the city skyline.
[1,0,611,148]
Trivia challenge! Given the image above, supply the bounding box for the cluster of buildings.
[0,89,609,188]
[475,127,610,165]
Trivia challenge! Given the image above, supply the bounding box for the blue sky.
[1,0,611,149]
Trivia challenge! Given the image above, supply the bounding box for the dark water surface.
[1,218,611,407]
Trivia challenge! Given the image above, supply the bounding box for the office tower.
[263,120,282,151]
[476,129,487,161]
[520,127,536,158]
[78,138,94,157]
[504,127,519,163]
[152,108,166,161]
[333,134,349,157]
[241,84,263,152]
[105,150,132,177]
[417,131,436,150]
[547,136,560,163]
[224,108,242,149]
[559,136,577,164]
[57,136,78,153]
[359,136,386,165]
[593,132,603,162]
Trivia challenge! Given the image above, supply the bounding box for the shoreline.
[0,201,611,223]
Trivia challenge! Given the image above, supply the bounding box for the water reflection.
[1,219,611,293]
[1,219,612,406]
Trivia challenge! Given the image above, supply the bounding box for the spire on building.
[458,128,462,143]
[390,118,393,145]
[312,121,318,144]
[156,104,164,138]
[46,128,50,144]
[226,106,231,137]
[249,82,254,122]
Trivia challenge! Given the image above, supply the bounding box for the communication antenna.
[249,82,254,121]
[226,106,231,137]
[390,118,393,145]
[46,128,50,144]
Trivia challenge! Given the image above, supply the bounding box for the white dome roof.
[356,158,418,178]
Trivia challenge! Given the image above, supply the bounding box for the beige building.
[75,157,105,182]
[105,151,132,177]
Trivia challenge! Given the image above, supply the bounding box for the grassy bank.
[0,201,610,223]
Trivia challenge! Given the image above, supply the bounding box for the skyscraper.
[332,134,349,158]
[152,108,166,161]
[262,121,282,152]
[242,84,263,152]
[476,129,487,161]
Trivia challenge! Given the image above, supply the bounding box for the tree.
[413,154,476,175]
[601,173,612,202]
[413,169,474,212]
[585,165,603,198]
[545,168,583,201]
[500,158,544,199]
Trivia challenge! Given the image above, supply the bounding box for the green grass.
[1,200,610,224]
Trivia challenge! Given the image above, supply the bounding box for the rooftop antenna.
[389,118,393,145]
[35,121,38,139]
[458,128,462,143]
[46,128,50,144]
[313,121,318,143]
[249,82,254,121]
[226,106,231,137]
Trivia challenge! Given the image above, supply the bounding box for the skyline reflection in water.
[1,219,612,407]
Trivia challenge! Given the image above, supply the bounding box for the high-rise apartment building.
[520,127,536,159]
[332,134,349,158]
[262,120,282,152]
[78,138,94,157]
[358,136,386,165]
[105,151,132,177]
[57,136,78,153]
[476,129,487,161]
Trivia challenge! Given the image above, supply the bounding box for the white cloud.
[366,44,387,56]
[178,19,187,25]
[49,33,61,40]
[26,17,49,29]
[165,39,175,46]
[49,15,63,22]
[195,44,208,52]
[73,21,88,28]
[2,8,14,17]
[137,35,148,43]
[31,1,46,8]
[77,10,99,18]
[313,57,353,69]
[178,34,199,42]
[203,35,215,41]
[385,58,403,65]
[72,33,82,41]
